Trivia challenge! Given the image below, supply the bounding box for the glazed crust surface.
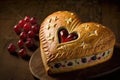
[39,11,115,74]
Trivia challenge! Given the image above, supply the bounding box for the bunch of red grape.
[7,16,40,59]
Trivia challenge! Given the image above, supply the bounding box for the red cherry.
[17,39,24,48]
[30,17,37,24]
[31,25,39,34]
[7,43,16,53]
[13,25,21,35]
[24,16,30,22]
[23,23,32,32]
[65,33,78,42]
[20,32,27,41]
[58,29,78,43]
[59,29,68,42]
[18,20,25,28]
[18,48,27,58]
[25,38,34,48]
[28,30,35,38]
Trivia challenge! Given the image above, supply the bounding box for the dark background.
[0,0,120,80]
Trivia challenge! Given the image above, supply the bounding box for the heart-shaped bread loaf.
[39,11,115,74]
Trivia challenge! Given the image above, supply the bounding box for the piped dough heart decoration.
[39,11,115,74]
[58,28,78,43]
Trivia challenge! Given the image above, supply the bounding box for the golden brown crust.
[39,11,116,74]
[40,11,81,63]
[48,48,114,74]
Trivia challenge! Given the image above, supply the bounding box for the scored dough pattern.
[80,41,91,49]
[46,17,58,42]
[89,30,98,37]
[40,11,115,64]
[46,11,102,60]
[82,24,90,30]
[53,16,59,21]
[40,26,50,56]
[65,18,73,24]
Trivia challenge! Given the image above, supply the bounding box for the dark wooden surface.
[0,0,120,80]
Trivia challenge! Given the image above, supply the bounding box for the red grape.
[17,39,24,48]
[20,32,27,41]
[25,38,34,48]
[18,20,25,28]
[24,16,30,22]
[13,25,21,35]
[30,17,37,24]
[28,30,35,38]
[7,43,16,53]
[31,25,39,34]
[23,22,31,32]
[18,48,27,58]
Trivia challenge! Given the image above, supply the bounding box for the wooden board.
[29,44,120,80]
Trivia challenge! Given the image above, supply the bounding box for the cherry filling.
[58,28,78,43]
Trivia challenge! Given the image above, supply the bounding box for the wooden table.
[0,0,120,80]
